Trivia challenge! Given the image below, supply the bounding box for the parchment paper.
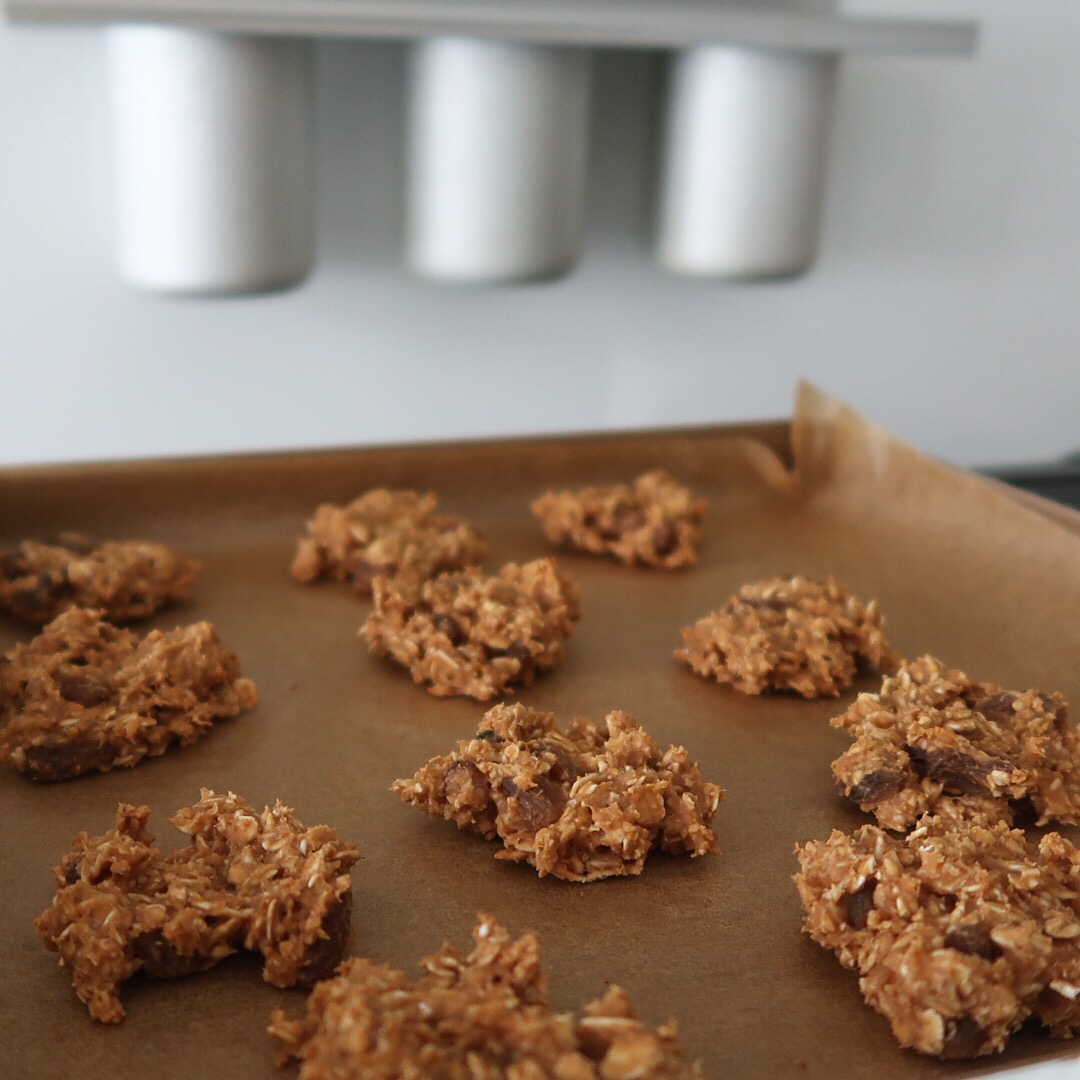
[2,384,1079,1079]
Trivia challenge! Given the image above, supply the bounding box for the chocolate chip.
[906,744,1001,796]
[294,891,353,989]
[505,641,532,662]
[56,671,111,707]
[432,613,465,646]
[941,1016,986,1059]
[476,729,500,743]
[135,932,221,980]
[973,692,1018,725]
[945,925,1002,961]
[652,522,679,557]
[20,740,118,782]
[843,879,877,930]
[848,768,904,804]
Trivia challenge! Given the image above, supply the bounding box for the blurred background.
[0,0,1074,468]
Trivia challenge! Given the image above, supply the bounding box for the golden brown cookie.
[531,469,705,568]
[831,655,1079,829]
[393,703,723,881]
[0,532,199,624]
[291,489,486,594]
[362,559,581,700]
[270,913,705,1079]
[0,607,257,780]
[36,790,360,1023]
[795,808,1080,1059]
[675,575,898,698]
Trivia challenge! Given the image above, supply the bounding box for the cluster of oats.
[831,655,1080,831]
[363,559,582,700]
[0,532,199,624]
[36,790,359,1023]
[292,488,487,594]
[393,702,723,882]
[676,575,898,699]
[0,608,257,780]
[795,808,1080,1058]
[531,469,706,570]
[270,914,705,1080]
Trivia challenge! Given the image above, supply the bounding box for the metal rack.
[3,0,978,294]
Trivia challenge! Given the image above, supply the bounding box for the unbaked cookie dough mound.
[393,702,723,881]
[795,808,1080,1059]
[292,488,486,594]
[362,558,581,700]
[36,790,360,1023]
[0,607,258,780]
[531,469,706,569]
[270,914,706,1079]
[675,574,898,698]
[831,654,1079,830]
[0,532,199,624]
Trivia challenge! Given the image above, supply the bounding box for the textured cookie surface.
[270,913,704,1079]
[292,488,486,594]
[831,655,1078,830]
[675,575,898,698]
[0,607,258,780]
[362,559,581,700]
[531,469,706,568]
[0,532,199,624]
[795,809,1080,1059]
[393,703,723,880]
[35,790,360,1023]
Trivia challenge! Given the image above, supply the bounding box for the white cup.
[108,26,315,295]
[407,37,592,283]
[657,45,839,280]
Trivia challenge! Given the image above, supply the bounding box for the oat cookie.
[0,532,199,624]
[531,469,706,569]
[35,790,360,1023]
[0,607,258,781]
[831,655,1079,830]
[393,703,723,881]
[674,575,898,698]
[292,488,486,594]
[362,559,581,700]
[270,913,704,1079]
[795,809,1080,1058]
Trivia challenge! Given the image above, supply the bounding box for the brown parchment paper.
[2,384,1079,1080]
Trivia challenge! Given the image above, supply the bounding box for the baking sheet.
[2,385,1079,1079]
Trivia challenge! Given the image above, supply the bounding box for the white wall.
[1,0,1077,468]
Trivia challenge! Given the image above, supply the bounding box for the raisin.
[652,522,679,557]
[432,613,465,646]
[973,692,1018,725]
[941,1016,986,1059]
[848,768,903,804]
[945,925,1002,961]
[843,879,877,930]
[512,776,566,833]
[444,761,487,801]
[56,671,111,707]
